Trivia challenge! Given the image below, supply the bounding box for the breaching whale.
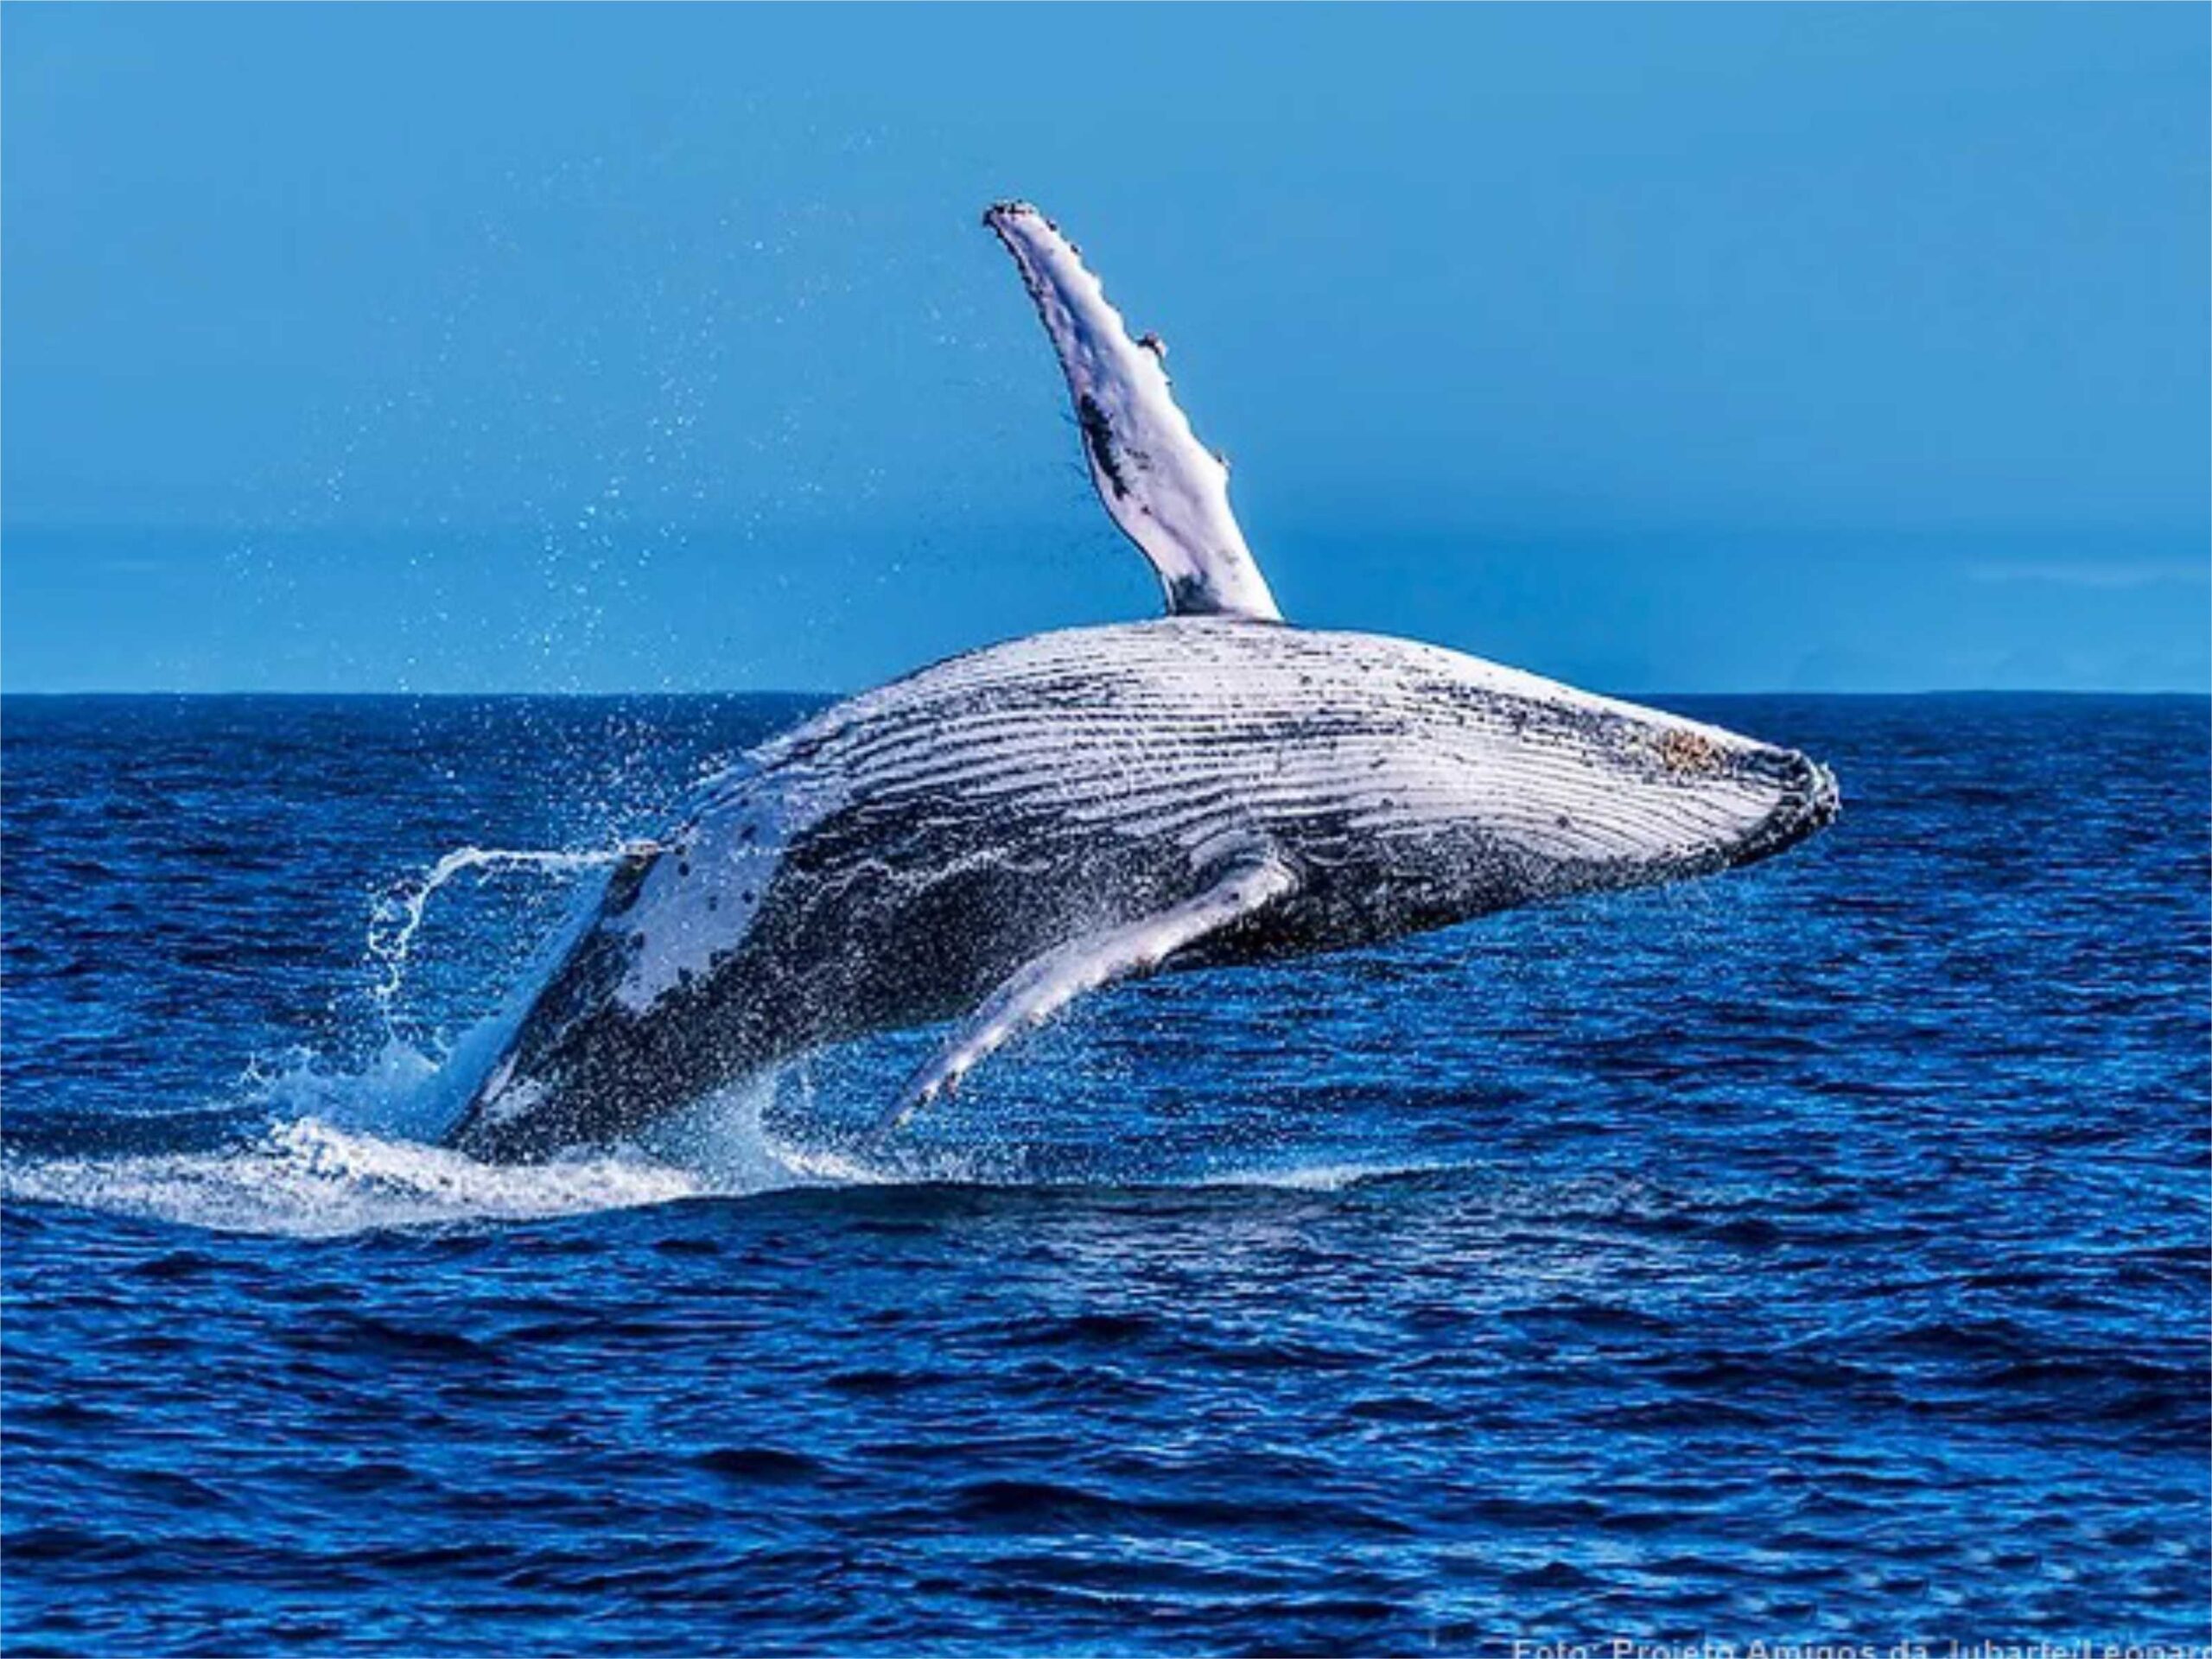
[447,201,1840,1161]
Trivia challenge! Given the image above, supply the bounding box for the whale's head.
[1301,637,1840,919]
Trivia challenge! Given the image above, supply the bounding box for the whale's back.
[754,617,1801,874]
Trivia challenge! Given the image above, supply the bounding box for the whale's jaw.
[1727,751,1842,872]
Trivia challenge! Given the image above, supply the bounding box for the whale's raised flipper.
[986,200,1283,624]
[883,848,1300,1128]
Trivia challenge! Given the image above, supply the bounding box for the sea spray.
[365,843,645,1025]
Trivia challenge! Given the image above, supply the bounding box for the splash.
[0,1056,846,1238]
[365,843,642,1025]
[0,841,1443,1237]
[2,1116,711,1239]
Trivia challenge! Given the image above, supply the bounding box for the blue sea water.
[2,690,2205,1654]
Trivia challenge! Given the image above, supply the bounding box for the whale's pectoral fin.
[883,848,1300,1128]
[985,200,1283,625]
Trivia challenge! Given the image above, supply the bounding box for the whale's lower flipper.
[884,848,1300,1128]
[985,200,1283,625]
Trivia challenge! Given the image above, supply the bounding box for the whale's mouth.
[1726,750,1842,871]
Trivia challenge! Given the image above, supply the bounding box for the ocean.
[3,691,2205,1653]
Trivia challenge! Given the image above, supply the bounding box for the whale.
[447,201,1839,1161]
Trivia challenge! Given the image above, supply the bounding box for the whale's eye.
[1653,730,1724,775]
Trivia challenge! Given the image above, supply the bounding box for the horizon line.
[3,685,2206,701]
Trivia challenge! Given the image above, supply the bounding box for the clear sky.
[4,3,2206,693]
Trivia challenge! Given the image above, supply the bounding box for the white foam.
[2,1116,710,1239]
[1198,1160,1441,1193]
[0,1052,857,1238]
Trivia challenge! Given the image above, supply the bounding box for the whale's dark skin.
[445,205,1839,1161]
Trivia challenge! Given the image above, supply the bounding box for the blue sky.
[4,3,2205,693]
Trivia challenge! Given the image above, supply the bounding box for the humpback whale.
[448,201,1839,1161]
